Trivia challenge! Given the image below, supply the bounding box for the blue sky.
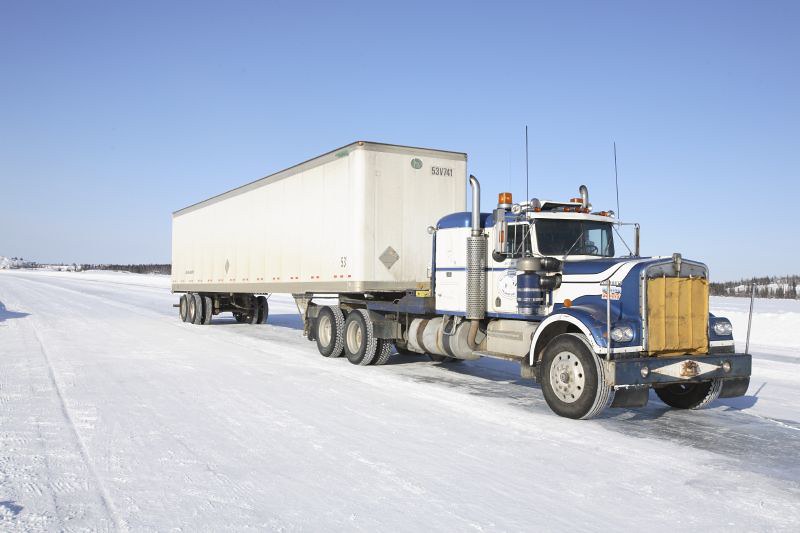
[1,0,797,280]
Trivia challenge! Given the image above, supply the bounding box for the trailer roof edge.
[172,141,468,217]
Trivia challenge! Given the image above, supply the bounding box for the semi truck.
[172,141,751,419]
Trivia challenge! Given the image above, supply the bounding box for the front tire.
[343,309,378,366]
[540,333,612,420]
[654,380,722,409]
[315,306,345,358]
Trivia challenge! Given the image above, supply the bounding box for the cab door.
[490,223,532,314]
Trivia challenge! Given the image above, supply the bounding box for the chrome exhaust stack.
[469,175,482,237]
[466,175,487,349]
[579,185,590,209]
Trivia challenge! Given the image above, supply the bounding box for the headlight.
[610,326,634,342]
[713,320,733,336]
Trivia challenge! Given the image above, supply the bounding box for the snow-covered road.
[1,270,798,531]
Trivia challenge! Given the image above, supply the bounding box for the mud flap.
[719,377,750,398]
[611,386,649,408]
[520,357,536,381]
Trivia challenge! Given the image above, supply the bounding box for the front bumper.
[604,353,751,386]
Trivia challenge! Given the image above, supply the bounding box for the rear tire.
[371,340,393,366]
[255,296,269,324]
[655,380,723,409]
[202,295,213,325]
[248,298,260,324]
[315,306,345,358]
[540,333,612,420]
[191,294,204,325]
[233,312,247,323]
[343,309,378,366]
[179,295,189,322]
[187,293,198,324]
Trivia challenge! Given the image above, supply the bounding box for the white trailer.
[172,141,466,324]
[173,141,751,419]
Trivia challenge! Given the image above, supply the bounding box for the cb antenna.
[525,125,529,201]
[613,141,620,220]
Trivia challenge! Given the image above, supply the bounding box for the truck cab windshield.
[535,219,615,257]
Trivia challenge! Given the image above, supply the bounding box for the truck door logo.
[411,158,423,169]
[497,268,517,299]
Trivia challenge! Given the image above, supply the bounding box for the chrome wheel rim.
[319,314,332,347]
[549,351,586,404]
[346,320,362,354]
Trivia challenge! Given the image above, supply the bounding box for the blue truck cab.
[422,179,751,419]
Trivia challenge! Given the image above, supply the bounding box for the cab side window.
[508,224,532,259]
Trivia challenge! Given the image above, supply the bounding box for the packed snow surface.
[0,270,798,531]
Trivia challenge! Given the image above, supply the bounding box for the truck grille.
[646,276,709,356]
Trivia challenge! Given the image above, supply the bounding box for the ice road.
[1,270,798,532]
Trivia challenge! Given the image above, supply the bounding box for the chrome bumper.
[604,353,751,386]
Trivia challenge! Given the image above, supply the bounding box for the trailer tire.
[344,309,378,366]
[654,379,723,410]
[233,312,247,323]
[315,306,345,358]
[202,295,213,325]
[255,296,269,324]
[540,333,612,420]
[191,294,204,325]
[371,340,394,366]
[187,293,198,324]
[179,294,189,322]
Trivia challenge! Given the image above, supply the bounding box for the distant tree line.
[710,275,799,299]
[81,264,172,275]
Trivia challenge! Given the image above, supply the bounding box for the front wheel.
[540,333,612,420]
[654,380,722,409]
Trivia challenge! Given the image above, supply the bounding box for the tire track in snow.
[14,280,127,532]
[28,327,125,531]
